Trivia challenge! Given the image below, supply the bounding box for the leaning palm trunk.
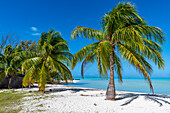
[106,47,116,100]
[28,82,31,89]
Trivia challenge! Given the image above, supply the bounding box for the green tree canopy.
[71,2,165,100]
[22,29,73,91]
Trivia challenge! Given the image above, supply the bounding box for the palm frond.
[6,67,16,76]
[22,63,40,87]
[71,42,100,70]
[118,43,153,92]
[38,61,48,91]
[113,53,122,82]
[71,26,106,41]
[22,57,42,72]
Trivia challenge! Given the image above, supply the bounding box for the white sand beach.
[2,81,167,113]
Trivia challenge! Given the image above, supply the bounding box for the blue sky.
[0,0,169,78]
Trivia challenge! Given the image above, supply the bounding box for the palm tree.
[0,45,19,78]
[22,29,73,91]
[0,45,22,88]
[71,3,165,100]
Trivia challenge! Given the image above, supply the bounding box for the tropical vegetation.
[0,2,166,101]
[21,29,73,91]
[0,30,73,91]
[0,40,36,88]
[71,2,165,100]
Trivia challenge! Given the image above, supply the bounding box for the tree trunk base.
[106,92,116,101]
[106,80,116,100]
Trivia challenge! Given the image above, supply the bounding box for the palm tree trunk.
[29,82,31,89]
[106,49,116,100]
[8,78,11,89]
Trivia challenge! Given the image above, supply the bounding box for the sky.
[0,0,169,78]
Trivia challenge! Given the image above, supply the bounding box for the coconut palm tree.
[22,29,73,91]
[0,45,23,88]
[0,45,19,78]
[71,2,165,100]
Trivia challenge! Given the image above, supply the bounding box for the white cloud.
[29,27,41,36]
[30,27,38,31]
[32,33,41,36]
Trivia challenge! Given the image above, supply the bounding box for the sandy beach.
[0,0,169,113]
[1,81,168,113]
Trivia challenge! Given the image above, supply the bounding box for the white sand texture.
[15,83,170,113]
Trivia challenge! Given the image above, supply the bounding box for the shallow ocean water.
[67,78,170,95]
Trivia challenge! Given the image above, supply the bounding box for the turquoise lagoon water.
[67,78,170,95]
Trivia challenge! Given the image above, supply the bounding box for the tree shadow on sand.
[116,93,170,106]
[27,86,101,94]
[46,87,101,93]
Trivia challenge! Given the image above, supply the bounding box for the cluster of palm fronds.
[0,30,73,91]
[71,2,165,100]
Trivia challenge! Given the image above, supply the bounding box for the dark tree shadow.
[58,83,88,85]
[116,93,170,106]
[45,87,101,93]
